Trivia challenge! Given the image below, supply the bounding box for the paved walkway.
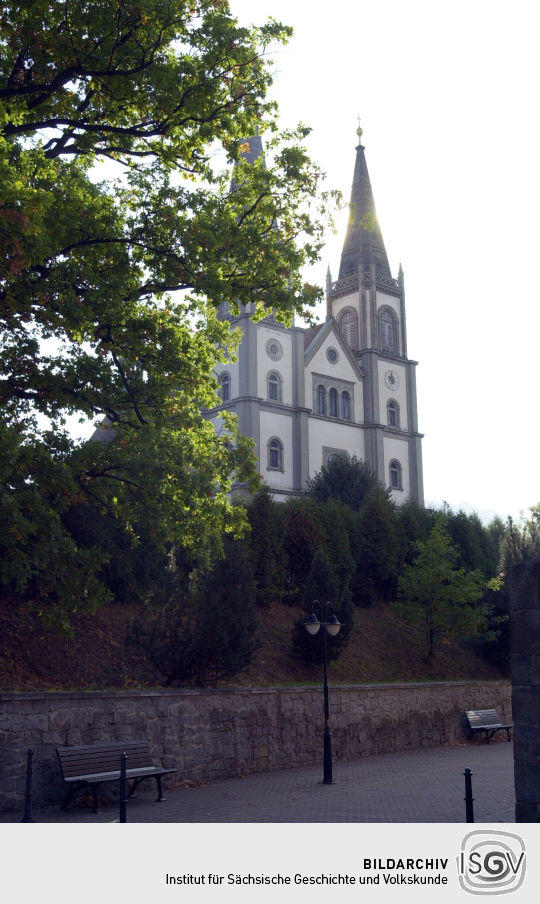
[3,740,515,823]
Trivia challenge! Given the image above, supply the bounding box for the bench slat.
[57,741,155,777]
[64,766,175,783]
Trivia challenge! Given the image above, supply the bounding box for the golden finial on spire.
[356,115,363,141]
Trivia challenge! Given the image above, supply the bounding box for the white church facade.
[214,128,424,505]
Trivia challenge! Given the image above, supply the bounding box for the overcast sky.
[229,0,539,523]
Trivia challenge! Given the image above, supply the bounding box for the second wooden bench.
[465,709,513,744]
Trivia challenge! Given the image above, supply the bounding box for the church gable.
[304,318,363,381]
[304,319,363,424]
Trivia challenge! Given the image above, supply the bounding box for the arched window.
[217,301,230,320]
[316,384,326,415]
[268,437,283,471]
[219,372,231,402]
[338,308,359,350]
[379,308,398,355]
[267,371,282,402]
[341,390,351,421]
[329,387,338,417]
[387,400,400,427]
[389,459,402,489]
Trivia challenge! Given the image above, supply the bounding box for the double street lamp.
[304,600,341,784]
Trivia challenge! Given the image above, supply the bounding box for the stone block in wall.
[514,762,540,803]
[511,609,540,656]
[514,724,540,765]
[515,802,540,821]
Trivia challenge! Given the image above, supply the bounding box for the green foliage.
[282,497,324,605]
[392,520,490,663]
[130,537,259,685]
[498,506,540,573]
[443,508,500,577]
[306,453,387,511]
[291,547,353,665]
[350,488,399,606]
[247,485,286,608]
[0,1,334,624]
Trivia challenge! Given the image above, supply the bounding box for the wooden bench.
[56,740,176,812]
[465,709,513,744]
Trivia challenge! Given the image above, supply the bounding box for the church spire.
[338,124,392,281]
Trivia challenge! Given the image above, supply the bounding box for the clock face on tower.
[385,369,400,391]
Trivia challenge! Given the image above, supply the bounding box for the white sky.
[229,0,540,523]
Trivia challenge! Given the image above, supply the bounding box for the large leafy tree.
[0,1,330,625]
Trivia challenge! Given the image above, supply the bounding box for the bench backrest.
[57,741,153,778]
[465,709,502,728]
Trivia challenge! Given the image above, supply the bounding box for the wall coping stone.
[0,679,509,703]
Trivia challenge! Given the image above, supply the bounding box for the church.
[214,126,424,505]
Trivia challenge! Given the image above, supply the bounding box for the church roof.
[303,323,324,349]
[338,127,392,281]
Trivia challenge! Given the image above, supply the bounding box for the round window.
[326,347,338,364]
[266,338,283,361]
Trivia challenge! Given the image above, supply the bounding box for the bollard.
[464,767,475,823]
[119,752,127,823]
[21,748,34,823]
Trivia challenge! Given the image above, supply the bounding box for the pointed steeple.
[230,133,266,194]
[338,124,391,280]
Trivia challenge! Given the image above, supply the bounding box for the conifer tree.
[392,520,489,663]
[291,547,352,665]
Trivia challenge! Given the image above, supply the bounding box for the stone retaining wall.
[0,681,511,814]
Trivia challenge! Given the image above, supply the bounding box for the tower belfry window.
[379,309,398,355]
[338,309,359,350]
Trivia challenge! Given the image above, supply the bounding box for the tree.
[247,485,286,608]
[130,536,259,686]
[392,520,489,663]
[0,1,332,626]
[306,453,388,511]
[291,546,353,665]
[282,496,324,606]
[498,506,540,573]
[350,488,399,606]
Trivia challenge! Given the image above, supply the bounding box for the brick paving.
[3,739,515,823]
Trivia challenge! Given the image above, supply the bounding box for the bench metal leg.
[61,786,76,810]
[127,777,145,799]
[155,775,165,802]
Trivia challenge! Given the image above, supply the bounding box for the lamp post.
[304,600,341,784]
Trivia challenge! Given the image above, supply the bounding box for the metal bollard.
[119,752,127,823]
[464,767,475,823]
[21,748,34,823]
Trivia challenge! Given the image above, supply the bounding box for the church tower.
[214,126,424,505]
[328,124,424,504]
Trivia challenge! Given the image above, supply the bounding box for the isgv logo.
[458,831,526,895]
